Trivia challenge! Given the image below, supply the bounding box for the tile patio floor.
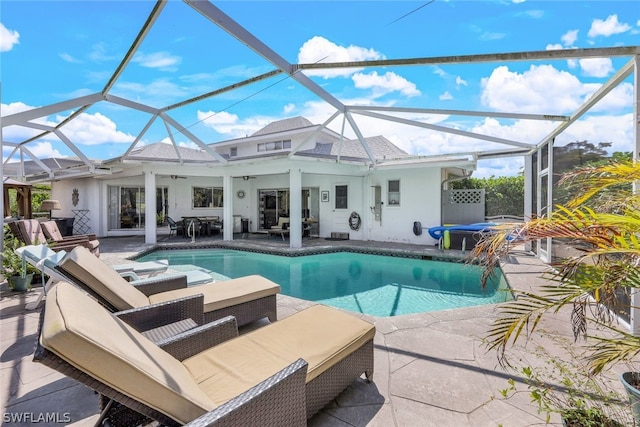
[0,233,632,426]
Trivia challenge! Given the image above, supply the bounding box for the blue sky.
[1,1,639,178]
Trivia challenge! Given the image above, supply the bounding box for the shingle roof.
[251,116,315,137]
[127,143,218,162]
[300,135,408,160]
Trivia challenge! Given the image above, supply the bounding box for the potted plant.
[499,345,631,426]
[2,232,35,292]
[470,159,640,423]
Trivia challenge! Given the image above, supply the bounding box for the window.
[335,185,348,209]
[193,187,223,208]
[388,180,400,206]
[109,185,172,230]
[257,139,291,152]
[230,147,237,157]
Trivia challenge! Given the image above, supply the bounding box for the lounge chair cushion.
[59,246,150,310]
[183,304,375,406]
[41,282,214,424]
[59,246,281,315]
[148,275,281,312]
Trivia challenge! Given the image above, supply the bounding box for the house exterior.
[47,116,476,248]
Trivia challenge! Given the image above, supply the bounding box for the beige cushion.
[59,246,150,310]
[41,221,100,256]
[41,221,65,241]
[183,304,375,405]
[18,219,48,245]
[41,282,214,424]
[148,275,281,312]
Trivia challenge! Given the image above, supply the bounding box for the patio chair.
[56,246,280,326]
[40,220,100,256]
[167,216,182,238]
[12,219,92,254]
[34,281,375,425]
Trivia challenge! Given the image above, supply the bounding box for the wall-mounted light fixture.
[243,176,250,181]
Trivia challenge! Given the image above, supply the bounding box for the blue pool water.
[138,249,512,317]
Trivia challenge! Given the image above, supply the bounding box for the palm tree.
[470,160,640,375]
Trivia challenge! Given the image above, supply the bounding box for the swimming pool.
[138,249,512,317]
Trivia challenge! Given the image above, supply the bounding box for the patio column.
[632,55,640,335]
[523,154,533,253]
[289,168,302,248]
[223,174,233,241]
[144,171,157,244]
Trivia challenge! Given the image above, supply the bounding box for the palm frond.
[586,324,640,375]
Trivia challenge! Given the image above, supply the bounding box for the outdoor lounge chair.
[40,220,100,256]
[14,219,100,256]
[56,246,280,326]
[14,244,173,310]
[34,281,375,425]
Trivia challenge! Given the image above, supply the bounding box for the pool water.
[139,249,512,317]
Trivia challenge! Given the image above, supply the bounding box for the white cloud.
[554,113,634,153]
[283,103,295,114]
[474,158,524,178]
[22,141,66,158]
[439,91,453,101]
[433,67,447,78]
[198,110,270,138]
[133,51,181,71]
[297,36,384,78]
[59,52,82,63]
[524,10,544,19]
[480,64,593,114]
[578,57,614,78]
[561,29,579,47]
[114,79,189,107]
[588,15,631,38]
[546,43,564,51]
[0,23,19,52]
[352,71,420,97]
[455,76,467,87]
[56,112,136,146]
[88,42,119,62]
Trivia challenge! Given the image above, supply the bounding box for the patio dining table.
[182,216,221,237]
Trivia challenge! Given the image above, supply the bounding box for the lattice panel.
[442,189,485,225]
[447,189,483,205]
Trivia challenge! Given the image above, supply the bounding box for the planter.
[620,372,640,426]
[9,273,34,292]
[561,408,624,427]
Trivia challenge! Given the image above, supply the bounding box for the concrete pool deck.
[1,234,632,426]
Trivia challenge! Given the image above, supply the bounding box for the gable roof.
[113,143,219,163]
[251,117,315,137]
[299,135,408,161]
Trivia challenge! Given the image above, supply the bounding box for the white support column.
[289,168,302,248]
[523,155,533,252]
[223,174,233,241]
[144,171,157,244]
[631,55,640,336]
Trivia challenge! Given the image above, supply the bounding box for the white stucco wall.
[367,168,441,246]
[51,178,100,236]
[51,160,446,246]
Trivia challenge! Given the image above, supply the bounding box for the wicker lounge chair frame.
[34,307,309,426]
[55,248,278,327]
[34,295,374,426]
[58,265,277,327]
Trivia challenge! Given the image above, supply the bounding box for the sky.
[1,0,639,178]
